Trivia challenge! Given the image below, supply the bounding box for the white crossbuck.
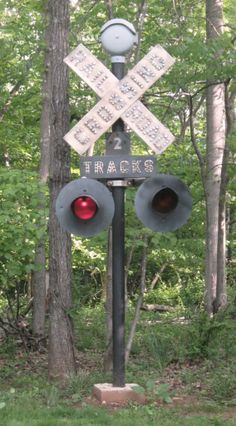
[64,44,175,155]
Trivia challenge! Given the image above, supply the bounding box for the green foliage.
[0,308,236,424]
[145,287,181,307]
[0,1,44,168]
[73,305,106,352]
[66,370,111,402]
[205,362,236,402]
[144,380,173,404]
[70,303,236,386]
[128,303,236,372]
[0,6,236,414]
[0,397,235,426]
[144,271,204,311]
[72,233,107,305]
[0,303,236,423]
[0,168,47,313]
[1,0,235,316]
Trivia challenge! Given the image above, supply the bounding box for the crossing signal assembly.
[56,178,115,237]
[135,174,192,232]
[56,175,192,237]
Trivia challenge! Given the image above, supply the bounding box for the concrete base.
[93,383,145,404]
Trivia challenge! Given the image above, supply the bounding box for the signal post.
[56,19,192,403]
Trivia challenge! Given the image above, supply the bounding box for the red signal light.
[71,196,98,220]
[152,188,178,214]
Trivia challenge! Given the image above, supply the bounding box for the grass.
[0,397,236,426]
[1,305,236,425]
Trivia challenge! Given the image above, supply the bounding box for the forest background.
[0,0,236,424]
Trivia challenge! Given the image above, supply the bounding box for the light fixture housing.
[100,18,138,57]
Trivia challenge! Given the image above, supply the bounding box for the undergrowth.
[0,304,236,425]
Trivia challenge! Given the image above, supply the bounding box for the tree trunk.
[215,182,227,311]
[150,263,167,291]
[103,227,113,372]
[125,235,148,365]
[47,0,76,381]
[216,83,236,309]
[205,0,226,315]
[32,238,46,337]
[32,4,51,338]
[124,242,135,309]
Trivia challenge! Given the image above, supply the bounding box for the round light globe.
[100,19,138,56]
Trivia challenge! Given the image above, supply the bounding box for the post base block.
[93,383,145,404]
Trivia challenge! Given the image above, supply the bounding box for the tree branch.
[150,263,167,291]
[225,80,236,137]
[134,0,148,63]
[188,95,206,189]
[105,0,113,19]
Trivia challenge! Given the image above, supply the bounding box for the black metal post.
[111,62,125,134]
[111,61,126,387]
[112,185,125,387]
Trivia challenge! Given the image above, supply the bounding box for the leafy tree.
[0,0,235,371]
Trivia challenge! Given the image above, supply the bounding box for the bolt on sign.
[64,44,175,155]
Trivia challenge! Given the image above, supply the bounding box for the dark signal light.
[135,175,192,232]
[71,196,98,220]
[152,188,178,214]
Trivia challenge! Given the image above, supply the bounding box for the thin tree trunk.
[215,181,227,311]
[32,237,46,337]
[205,0,226,315]
[125,235,148,365]
[125,243,135,309]
[104,227,113,372]
[32,4,51,337]
[133,0,148,64]
[150,263,167,291]
[105,0,113,19]
[216,84,236,310]
[205,82,226,314]
[48,0,76,381]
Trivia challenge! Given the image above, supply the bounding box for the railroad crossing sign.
[64,44,175,155]
[57,22,192,395]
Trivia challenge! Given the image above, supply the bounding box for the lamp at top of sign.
[99,18,138,61]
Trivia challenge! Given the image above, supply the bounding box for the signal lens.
[71,196,98,220]
[152,188,178,214]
